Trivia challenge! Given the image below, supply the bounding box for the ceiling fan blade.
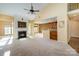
[34,10,39,12]
[24,8,29,11]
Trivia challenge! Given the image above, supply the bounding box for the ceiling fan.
[24,3,39,14]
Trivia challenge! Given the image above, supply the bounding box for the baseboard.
[70,35,79,38]
[71,37,79,39]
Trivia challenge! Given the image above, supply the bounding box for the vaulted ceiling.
[0,3,47,20]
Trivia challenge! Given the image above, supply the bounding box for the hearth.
[18,31,27,39]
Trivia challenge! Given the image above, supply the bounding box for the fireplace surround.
[18,31,27,39]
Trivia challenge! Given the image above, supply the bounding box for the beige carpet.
[10,38,78,56]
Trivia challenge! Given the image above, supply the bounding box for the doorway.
[68,13,79,53]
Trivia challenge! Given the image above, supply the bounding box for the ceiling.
[0,3,47,20]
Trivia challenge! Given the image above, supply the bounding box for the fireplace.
[18,31,27,39]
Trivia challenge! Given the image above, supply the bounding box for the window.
[4,25,13,35]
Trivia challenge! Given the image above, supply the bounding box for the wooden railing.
[68,3,79,11]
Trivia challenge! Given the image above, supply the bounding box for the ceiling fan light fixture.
[27,13,36,20]
[24,3,40,20]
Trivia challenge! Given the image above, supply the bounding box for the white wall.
[69,20,79,38]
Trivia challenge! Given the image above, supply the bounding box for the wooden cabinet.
[39,21,57,40]
[50,31,57,40]
[39,22,57,32]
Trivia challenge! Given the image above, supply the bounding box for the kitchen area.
[34,17,57,40]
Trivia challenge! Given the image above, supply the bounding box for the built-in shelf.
[18,21,26,28]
